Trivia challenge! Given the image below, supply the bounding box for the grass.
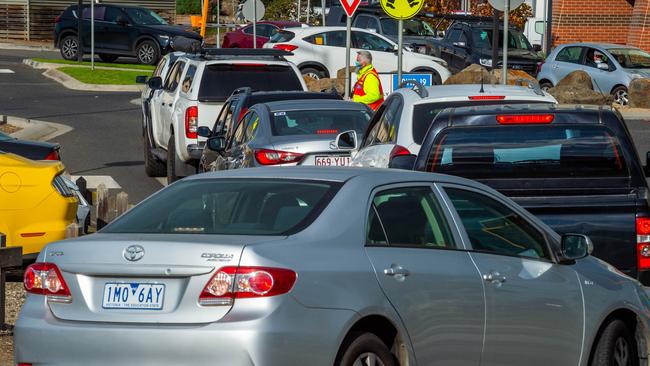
[32,57,155,71]
[58,67,147,85]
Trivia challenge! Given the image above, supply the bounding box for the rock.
[337,66,355,80]
[547,70,613,105]
[490,69,537,85]
[303,75,318,90]
[628,78,650,108]
[444,64,497,85]
[305,77,345,95]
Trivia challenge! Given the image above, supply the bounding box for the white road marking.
[70,175,122,190]
[0,69,15,74]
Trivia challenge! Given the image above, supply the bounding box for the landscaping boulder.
[628,78,650,108]
[490,68,537,85]
[548,70,613,105]
[444,64,497,85]
[337,66,355,80]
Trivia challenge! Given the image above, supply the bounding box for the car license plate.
[102,283,165,310]
[315,156,351,166]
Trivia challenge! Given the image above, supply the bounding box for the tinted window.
[164,61,185,92]
[305,31,346,47]
[81,6,106,20]
[584,48,612,69]
[370,187,455,248]
[428,125,628,179]
[353,31,394,52]
[268,30,295,43]
[556,46,583,63]
[181,65,197,94]
[103,179,340,235]
[214,100,236,135]
[609,48,650,69]
[380,18,435,36]
[472,28,532,51]
[123,7,167,25]
[446,28,462,42]
[445,188,549,259]
[198,64,303,102]
[153,57,167,77]
[104,7,124,22]
[354,15,370,29]
[271,109,371,137]
[242,24,276,37]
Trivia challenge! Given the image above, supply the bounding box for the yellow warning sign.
[380,0,424,20]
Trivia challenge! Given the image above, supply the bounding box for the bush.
[177,0,202,15]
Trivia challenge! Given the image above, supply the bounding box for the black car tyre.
[612,86,629,106]
[143,128,165,177]
[540,81,554,92]
[336,333,396,366]
[166,135,180,184]
[302,67,326,80]
[60,35,79,61]
[136,40,160,65]
[590,319,638,366]
[98,54,119,63]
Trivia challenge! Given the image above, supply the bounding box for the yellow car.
[0,152,78,262]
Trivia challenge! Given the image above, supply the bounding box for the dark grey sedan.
[200,100,372,171]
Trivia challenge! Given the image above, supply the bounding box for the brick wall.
[627,0,650,50]
[552,0,634,46]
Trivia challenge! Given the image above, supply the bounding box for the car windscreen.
[199,64,303,102]
[412,100,555,145]
[608,48,650,69]
[271,109,371,137]
[103,179,341,235]
[124,7,167,25]
[472,28,532,51]
[428,125,629,180]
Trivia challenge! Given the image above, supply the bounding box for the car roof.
[556,42,638,50]
[394,84,556,104]
[284,26,370,34]
[260,99,370,111]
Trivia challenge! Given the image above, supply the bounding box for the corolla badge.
[123,245,145,262]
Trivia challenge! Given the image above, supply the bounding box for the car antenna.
[480,67,485,93]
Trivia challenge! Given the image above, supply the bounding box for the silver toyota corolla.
[15,167,650,366]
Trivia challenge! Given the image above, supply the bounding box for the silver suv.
[351,81,557,169]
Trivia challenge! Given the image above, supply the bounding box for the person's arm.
[352,73,382,104]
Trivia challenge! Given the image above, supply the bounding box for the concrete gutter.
[1,115,72,142]
[0,42,55,52]
[23,59,145,93]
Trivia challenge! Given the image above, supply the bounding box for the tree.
[423,0,533,31]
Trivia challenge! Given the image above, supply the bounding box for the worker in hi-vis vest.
[352,50,384,111]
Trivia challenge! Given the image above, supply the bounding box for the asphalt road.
[0,48,161,203]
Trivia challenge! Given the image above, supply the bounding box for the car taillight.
[316,129,338,134]
[496,114,554,124]
[468,95,506,100]
[23,263,71,303]
[637,217,650,270]
[199,266,296,306]
[44,150,60,161]
[255,149,304,165]
[273,44,298,52]
[185,106,198,139]
[389,145,411,160]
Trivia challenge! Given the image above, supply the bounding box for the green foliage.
[58,67,146,85]
[177,0,202,15]
[264,0,298,20]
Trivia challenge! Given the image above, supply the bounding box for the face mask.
[355,61,362,68]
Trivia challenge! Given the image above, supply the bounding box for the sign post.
[379,0,424,86]
[487,0,524,85]
[339,0,361,99]
[77,0,83,62]
[242,0,265,48]
[322,0,326,25]
[90,0,94,70]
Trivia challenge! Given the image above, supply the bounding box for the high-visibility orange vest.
[353,67,384,111]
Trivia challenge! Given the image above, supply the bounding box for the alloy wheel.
[615,89,629,105]
[62,38,78,59]
[138,44,155,64]
[614,337,630,366]
[352,352,386,366]
[305,72,321,80]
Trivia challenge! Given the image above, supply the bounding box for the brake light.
[44,150,60,161]
[316,129,338,134]
[23,263,71,302]
[238,107,249,122]
[468,95,506,100]
[255,149,304,165]
[185,106,198,139]
[273,44,298,52]
[496,114,555,124]
[199,266,296,306]
[637,217,650,270]
[389,145,411,160]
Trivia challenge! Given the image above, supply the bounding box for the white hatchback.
[263,26,451,84]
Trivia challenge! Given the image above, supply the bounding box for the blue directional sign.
[393,73,433,90]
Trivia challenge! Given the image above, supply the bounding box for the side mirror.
[116,15,129,26]
[207,135,226,152]
[147,76,163,90]
[335,130,358,150]
[453,41,467,48]
[388,154,417,170]
[135,75,148,84]
[197,126,212,138]
[532,44,542,52]
[560,234,593,263]
[597,63,610,71]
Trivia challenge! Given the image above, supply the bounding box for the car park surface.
[14,167,650,366]
[404,103,650,285]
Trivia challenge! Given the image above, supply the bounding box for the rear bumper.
[14,294,354,366]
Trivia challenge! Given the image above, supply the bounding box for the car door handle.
[482,271,507,285]
[384,264,410,277]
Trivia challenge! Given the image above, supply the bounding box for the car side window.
[446,27,462,42]
[353,31,394,52]
[231,113,250,146]
[181,65,197,94]
[367,17,380,32]
[374,97,401,144]
[164,61,185,92]
[214,101,232,133]
[153,57,167,77]
[445,188,550,260]
[104,6,124,23]
[360,104,387,148]
[555,46,583,64]
[368,187,455,248]
[304,31,346,47]
[354,16,369,29]
[81,6,106,20]
[259,24,277,37]
[583,48,612,69]
[244,112,260,142]
[242,25,253,35]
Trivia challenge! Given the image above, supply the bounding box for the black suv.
[54,4,202,64]
[395,104,650,285]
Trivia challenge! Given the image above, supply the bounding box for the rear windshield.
[271,109,371,137]
[103,179,340,235]
[428,125,629,180]
[199,64,303,102]
[268,30,296,43]
[412,100,555,145]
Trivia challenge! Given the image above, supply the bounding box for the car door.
[351,96,403,168]
[303,31,348,76]
[581,47,617,94]
[440,186,583,366]
[213,114,247,171]
[364,185,484,366]
[95,6,131,52]
[550,45,585,85]
[352,31,396,73]
[451,26,471,72]
[159,60,185,148]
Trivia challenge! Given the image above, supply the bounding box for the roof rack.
[514,78,544,96]
[398,80,429,98]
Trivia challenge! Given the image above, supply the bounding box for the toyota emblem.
[123,245,145,262]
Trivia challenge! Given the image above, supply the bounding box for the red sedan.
[222,21,303,48]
